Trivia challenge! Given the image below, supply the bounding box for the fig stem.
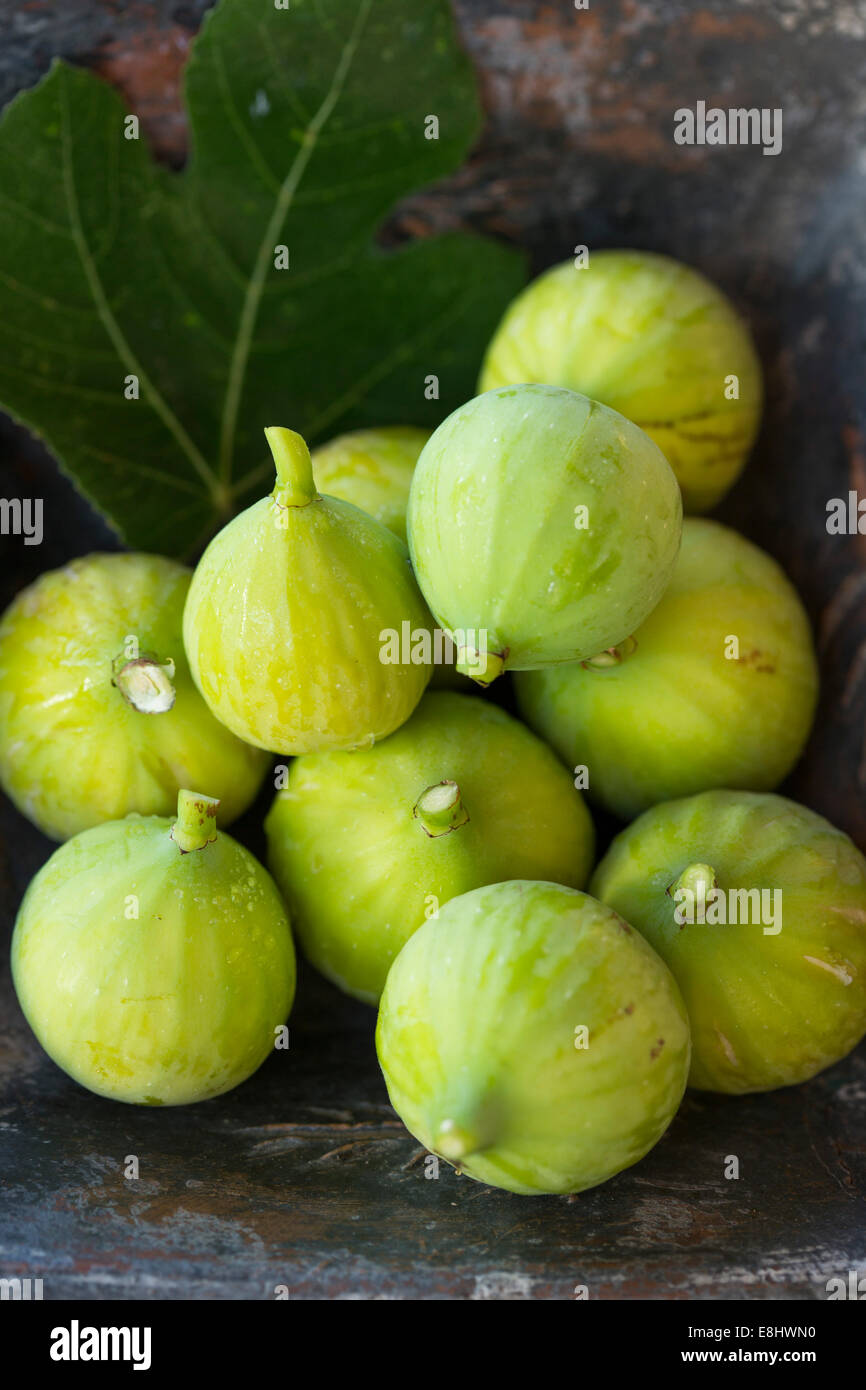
[266,426,318,508]
[581,635,638,669]
[112,654,176,714]
[666,862,718,918]
[433,1118,486,1162]
[171,790,220,853]
[413,780,470,838]
[456,644,506,686]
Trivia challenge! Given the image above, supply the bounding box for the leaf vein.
[216,0,375,485]
[58,68,220,498]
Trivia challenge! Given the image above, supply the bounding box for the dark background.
[1,0,864,1299]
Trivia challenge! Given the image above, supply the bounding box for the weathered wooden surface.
[2,0,866,1299]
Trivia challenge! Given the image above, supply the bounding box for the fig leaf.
[0,0,524,555]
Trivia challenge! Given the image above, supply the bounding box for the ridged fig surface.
[311,426,430,543]
[376,879,690,1195]
[265,692,595,1004]
[479,250,762,512]
[183,429,431,754]
[591,790,866,1093]
[516,520,818,820]
[12,795,296,1105]
[0,553,268,840]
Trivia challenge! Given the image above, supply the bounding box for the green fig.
[183,427,431,754]
[515,519,819,820]
[311,426,430,543]
[12,790,296,1105]
[479,250,763,512]
[591,790,866,1093]
[376,880,690,1195]
[407,384,682,684]
[310,425,466,689]
[0,553,269,840]
[265,691,595,1004]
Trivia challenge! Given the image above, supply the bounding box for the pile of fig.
[3,250,865,1197]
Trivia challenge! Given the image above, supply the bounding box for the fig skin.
[591,790,866,1093]
[311,425,430,543]
[479,250,763,513]
[183,427,432,754]
[376,879,690,1195]
[310,424,463,690]
[265,691,595,1004]
[407,383,682,683]
[515,519,819,820]
[11,791,296,1106]
[0,553,269,841]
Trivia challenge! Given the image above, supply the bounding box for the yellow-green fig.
[183,427,432,754]
[0,553,269,840]
[12,790,296,1105]
[479,250,763,512]
[515,519,819,820]
[592,791,866,1093]
[311,424,465,689]
[377,880,690,1195]
[311,425,430,542]
[265,691,594,1004]
[407,384,682,684]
